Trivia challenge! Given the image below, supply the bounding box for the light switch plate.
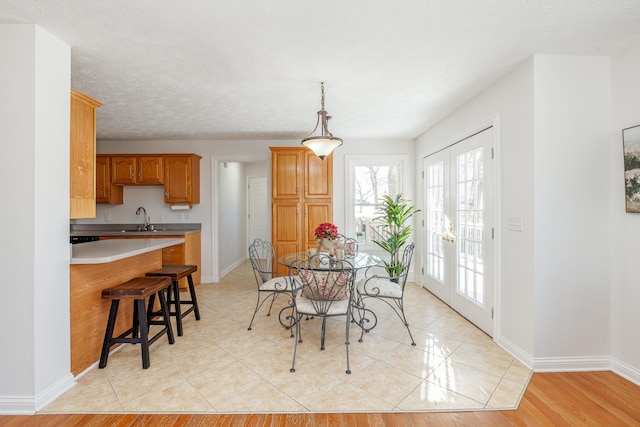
[508,216,523,232]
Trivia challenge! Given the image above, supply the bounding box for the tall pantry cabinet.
[270,147,333,270]
[70,89,102,219]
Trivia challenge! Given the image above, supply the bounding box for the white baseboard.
[532,355,611,372]
[495,334,534,369]
[612,357,640,387]
[220,257,246,279]
[0,372,75,415]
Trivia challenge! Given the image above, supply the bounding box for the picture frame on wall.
[623,124,640,213]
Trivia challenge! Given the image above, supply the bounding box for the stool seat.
[102,276,172,299]
[99,276,174,370]
[146,265,197,281]
[146,265,200,336]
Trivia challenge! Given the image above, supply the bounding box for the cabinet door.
[305,200,333,250]
[96,156,123,204]
[111,156,136,185]
[271,148,302,199]
[272,200,301,274]
[164,156,191,203]
[70,89,101,219]
[304,150,333,198]
[137,156,164,184]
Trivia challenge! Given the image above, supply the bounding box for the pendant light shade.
[301,82,343,160]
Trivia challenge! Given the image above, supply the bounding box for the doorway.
[423,126,495,335]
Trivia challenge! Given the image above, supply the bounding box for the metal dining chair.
[247,238,301,331]
[355,243,416,346]
[288,255,356,374]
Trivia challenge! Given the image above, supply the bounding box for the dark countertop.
[70,223,201,237]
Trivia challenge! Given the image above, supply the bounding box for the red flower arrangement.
[315,222,339,240]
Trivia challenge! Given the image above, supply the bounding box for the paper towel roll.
[170,204,191,210]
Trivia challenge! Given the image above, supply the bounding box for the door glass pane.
[426,161,445,281]
[456,147,484,305]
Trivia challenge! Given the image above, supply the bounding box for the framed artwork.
[623,124,640,212]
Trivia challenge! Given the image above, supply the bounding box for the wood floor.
[2,371,640,426]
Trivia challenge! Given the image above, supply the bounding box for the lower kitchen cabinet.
[99,233,201,288]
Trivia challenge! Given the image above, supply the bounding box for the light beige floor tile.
[307,382,395,412]
[169,343,236,378]
[486,377,527,409]
[188,360,265,405]
[108,357,183,404]
[121,380,213,412]
[346,360,423,406]
[41,380,123,412]
[425,359,503,404]
[42,260,530,414]
[379,343,446,379]
[214,381,307,413]
[397,380,485,411]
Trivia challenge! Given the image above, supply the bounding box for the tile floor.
[42,261,531,413]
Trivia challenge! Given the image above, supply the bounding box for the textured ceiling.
[2,0,640,142]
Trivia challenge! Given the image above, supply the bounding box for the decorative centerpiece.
[315,222,339,254]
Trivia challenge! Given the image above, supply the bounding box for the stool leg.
[136,298,151,369]
[146,293,157,333]
[158,288,175,344]
[172,280,183,336]
[187,274,201,320]
[99,300,120,369]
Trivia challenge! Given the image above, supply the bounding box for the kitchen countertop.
[70,223,201,237]
[71,238,185,264]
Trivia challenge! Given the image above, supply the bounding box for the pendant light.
[301,82,343,160]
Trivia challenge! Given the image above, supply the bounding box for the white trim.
[496,334,534,369]
[612,358,640,387]
[533,356,611,372]
[0,373,75,414]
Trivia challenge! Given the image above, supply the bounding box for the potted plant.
[372,194,420,278]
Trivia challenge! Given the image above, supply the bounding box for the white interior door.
[248,176,268,246]
[423,127,494,335]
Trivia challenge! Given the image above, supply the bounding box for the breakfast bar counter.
[70,238,184,375]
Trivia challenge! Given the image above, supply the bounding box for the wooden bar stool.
[146,265,200,336]
[99,276,174,370]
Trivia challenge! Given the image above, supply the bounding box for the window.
[346,155,407,249]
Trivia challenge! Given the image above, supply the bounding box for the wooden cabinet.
[70,89,102,219]
[271,147,333,272]
[164,154,201,206]
[96,155,123,204]
[99,153,200,205]
[111,155,163,185]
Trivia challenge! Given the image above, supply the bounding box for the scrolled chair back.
[336,234,359,257]
[289,255,355,314]
[248,238,276,285]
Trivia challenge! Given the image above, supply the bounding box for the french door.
[423,127,494,335]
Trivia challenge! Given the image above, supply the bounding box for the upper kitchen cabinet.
[70,89,102,219]
[164,154,202,206]
[111,155,163,185]
[96,155,123,204]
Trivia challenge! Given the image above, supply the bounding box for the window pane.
[353,164,399,245]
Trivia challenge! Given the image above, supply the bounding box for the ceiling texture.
[2,0,640,142]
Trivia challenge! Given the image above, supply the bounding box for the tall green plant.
[372,194,420,277]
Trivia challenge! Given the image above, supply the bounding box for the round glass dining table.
[277,251,382,270]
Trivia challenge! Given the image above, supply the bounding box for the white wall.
[416,58,537,359]
[218,161,246,275]
[610,40,640,382]
[532,56,611,362]
[416,55,615,372]
[0,25,74,413]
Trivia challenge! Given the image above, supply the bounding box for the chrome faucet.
[135,206,150,231]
